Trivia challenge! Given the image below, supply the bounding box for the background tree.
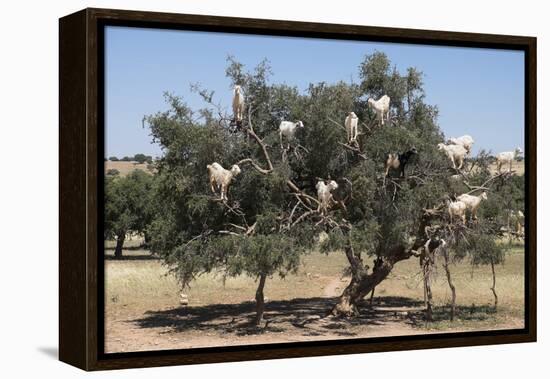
[133,153,153,164]
[104,170,154,258]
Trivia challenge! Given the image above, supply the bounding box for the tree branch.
[291,210,317,227]
[286,180,320,207]
[464,171,512,195]
[241,105,274,173]
[327,116,348,133]
[236,158,272,175]
[338,142,368,160]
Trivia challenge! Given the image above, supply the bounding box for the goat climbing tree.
[144,52,520,323]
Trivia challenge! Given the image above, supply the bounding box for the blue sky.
[105,26,525,158]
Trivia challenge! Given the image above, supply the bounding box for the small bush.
[107,169,120,176]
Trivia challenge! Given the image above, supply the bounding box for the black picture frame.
[59,8,537,371]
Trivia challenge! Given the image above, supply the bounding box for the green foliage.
[455,231,505,266]
[109,156,119,161]
[134,153,153,164]
[104,170,154,240]
[106,168,120,176]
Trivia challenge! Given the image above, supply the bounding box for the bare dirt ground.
[104,242,525,353]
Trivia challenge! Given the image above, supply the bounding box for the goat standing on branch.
[448,135,475,155]
[495,147,523,173]
[367,95,390,125]
[279,120,304,150]
[345,112,359,144]
[207,162,242,201]
[420,238,446,321]
[316,180,338,215]
[456,192,488,221]
[448,200,467,224]
[509,210,525,236]
[232,85,245,125]
[384,147,418,180]
[438,143,467,170]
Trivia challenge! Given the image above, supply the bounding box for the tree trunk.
[114,233,125,259]
[369,287,376,305]
[421,253,434,323]
[331,245,413,317]
[330,213,435,318]
[255,273,267,326]
[424,272,433,323]
[368,256,383,306]
[490,258,498,310]
[442,249,456,321]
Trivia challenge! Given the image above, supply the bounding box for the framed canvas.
[59,8,537,371]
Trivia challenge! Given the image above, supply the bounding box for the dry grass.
[487,160,524,176]
[372,243,525,329]
[105,160,153,176]
[105,242,524,326]
[104,248,348,312]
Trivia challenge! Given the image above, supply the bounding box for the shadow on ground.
[406,303,498,327]
[104,253,159,261]
[131,296,448,338]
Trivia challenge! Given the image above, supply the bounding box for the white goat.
[367,95,390,125]
[456,192,488,220]
[344,112,359,143]
[448,200,467,224]
[509,210,525,235]
[316,180,338,214]
[232,85,245,123]
[449,135,475,155]
[279,120,304,149]
[438,143,467,170]
[449,174,463,181]
[206,162,241,201]
[495,147,523,173]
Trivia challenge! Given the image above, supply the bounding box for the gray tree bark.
[114,233,126,259]
[255,273,267,326]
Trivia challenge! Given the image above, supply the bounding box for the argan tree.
[146,51,517,323]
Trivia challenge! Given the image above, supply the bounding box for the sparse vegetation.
[106,168,120,176]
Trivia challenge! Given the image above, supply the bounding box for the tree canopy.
[104,169,155,257]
